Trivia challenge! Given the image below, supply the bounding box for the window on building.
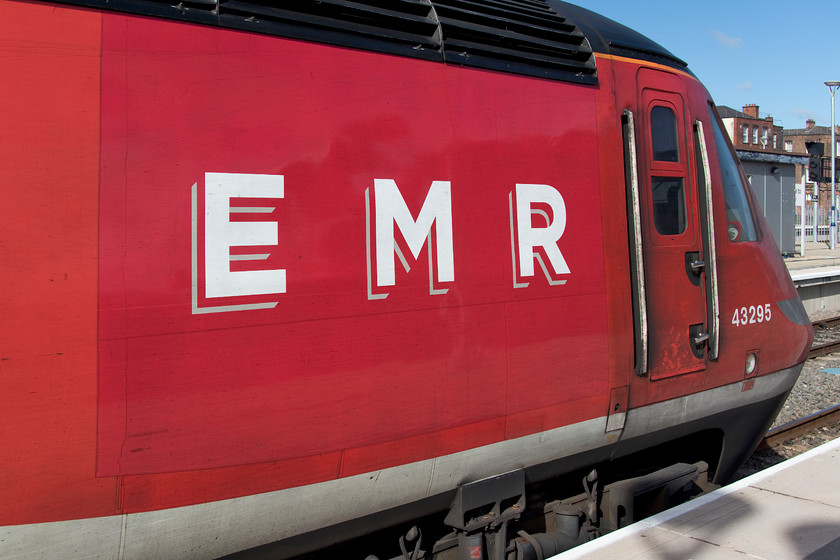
[785,140,793,152]
[752,126,758,144]
[742,125,749,144]
[773,133,778,149]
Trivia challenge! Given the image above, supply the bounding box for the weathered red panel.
[0,1,115,524]
[96,15,609,477]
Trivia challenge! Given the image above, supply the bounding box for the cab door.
[635,69,708,380]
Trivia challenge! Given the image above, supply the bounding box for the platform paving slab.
[551,438,840,560]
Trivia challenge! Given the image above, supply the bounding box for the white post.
[826,81,839,250]
[800,176,807,256]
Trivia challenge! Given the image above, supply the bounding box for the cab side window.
[708,105,759,242]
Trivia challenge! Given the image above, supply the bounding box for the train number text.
[731,304,772,327]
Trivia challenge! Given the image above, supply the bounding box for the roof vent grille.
[219,0,443,58]
[434,0,597,83]
[60,0,597,83]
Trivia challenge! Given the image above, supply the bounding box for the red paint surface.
[0,1,812,531]
[96,15,609,477]
[0,0,115,523]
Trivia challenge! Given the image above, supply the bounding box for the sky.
[579,1,840,130]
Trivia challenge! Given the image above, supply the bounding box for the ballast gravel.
[772,355,840,428]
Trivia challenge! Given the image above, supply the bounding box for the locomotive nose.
[776,292,814,365]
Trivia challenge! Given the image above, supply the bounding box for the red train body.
[0,0,812,558]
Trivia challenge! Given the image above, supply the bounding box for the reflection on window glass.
[651,106,679,162]
[652,177,686,235]
[708,106,759,242]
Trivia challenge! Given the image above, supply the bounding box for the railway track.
[808,341,840,358]
[760,403,840,450]
[759,315,840,450]
[807,315,840,358]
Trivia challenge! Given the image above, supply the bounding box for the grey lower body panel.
[0,364,802,560]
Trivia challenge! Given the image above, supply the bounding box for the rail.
[761,315,840,448]
[808,314,840,358]
[760,404,840,450]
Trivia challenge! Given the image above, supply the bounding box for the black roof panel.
[549,1,690,73]
[48,0,690,82]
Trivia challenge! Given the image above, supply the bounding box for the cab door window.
[647,101,689,238]
[652,176,685,235]
[651,105,680,162]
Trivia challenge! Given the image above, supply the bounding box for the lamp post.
[827,81,840,250]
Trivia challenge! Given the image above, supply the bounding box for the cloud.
[710,29,743,50]
[790,109,819,123]
[736,81,753,91]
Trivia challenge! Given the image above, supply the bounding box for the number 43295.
[731,304,772,326]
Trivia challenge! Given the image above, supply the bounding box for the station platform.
[550,437,840,560]
[783,243,840,316]
[784,241,840,272]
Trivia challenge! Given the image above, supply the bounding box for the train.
[0,0,813,559]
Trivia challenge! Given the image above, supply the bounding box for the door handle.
[684,252,703,286]
[689,323,708,359]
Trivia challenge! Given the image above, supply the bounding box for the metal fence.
[794,206,832,243]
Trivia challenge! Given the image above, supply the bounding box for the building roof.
[717,105,750,119]
[736,150,808,164]
[784,125,835,137]
[717,105,777,123]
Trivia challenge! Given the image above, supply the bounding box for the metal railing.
[795,207,832,243]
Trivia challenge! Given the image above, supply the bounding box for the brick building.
[718,104,785,153]
[717,104,807,253]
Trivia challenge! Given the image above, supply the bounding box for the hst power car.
[0,1,812,558]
